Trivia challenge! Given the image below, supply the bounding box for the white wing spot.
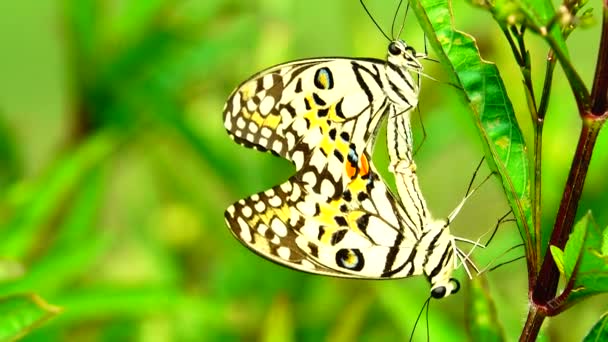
[271,219,288,237]
[302,171,317,186]
[292,150,305,169]
[259,96,275,115]
[320,179,335,197]
[261,127,272,138]
[241,206,253,218]
[272,140,284,153]
[257,223,268,236]
[254,201,266,212]
[237,217,252,242]
[246,99,256,112]
[277,246,291,259]
[269,196,282,207]
[280,182,292,192]
[248,122,259,133]
[236,117,246,129]
[263,74,275,89]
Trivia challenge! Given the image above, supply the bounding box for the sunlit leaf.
[0,293,62,341]
[412,0,532,251]
[550,246,566,276]
[566,213,608,303]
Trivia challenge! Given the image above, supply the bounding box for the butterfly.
[222,39,473,299]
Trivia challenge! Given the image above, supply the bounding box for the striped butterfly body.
[223,40,461,298]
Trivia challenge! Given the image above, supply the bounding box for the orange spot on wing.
[360,154,369,176]
[345,161,357,178]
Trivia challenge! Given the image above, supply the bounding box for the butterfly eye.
[388,42,402,56]
[431,286,447,299]
[405,46,417,56]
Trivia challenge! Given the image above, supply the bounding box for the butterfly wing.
[223,58,390,198]
[225,152,426,279]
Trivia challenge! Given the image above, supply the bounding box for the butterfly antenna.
[479,244,525,273]
[360,0,391,41]
[447,164,494,224]
[410,296,432,342]
[397,1,410,39]
[425,297,431,342]
[465,156,485,196]
[391,0,404,39]
[487,254,526,273]
[483,210,514,247]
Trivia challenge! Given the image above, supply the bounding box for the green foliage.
[0,0,606,341]
[413,0,533,262]
[465,275,504,342]
[584,313,608,342]
[0,294,61,341]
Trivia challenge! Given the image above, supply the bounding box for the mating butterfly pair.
[222,39,475,299]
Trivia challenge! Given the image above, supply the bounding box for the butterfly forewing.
[223,58,390,165]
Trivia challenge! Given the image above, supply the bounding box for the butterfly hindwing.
[225,152,426,279]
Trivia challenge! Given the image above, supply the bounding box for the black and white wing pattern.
[223,40,461,298]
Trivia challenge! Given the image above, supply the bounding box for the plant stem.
[532,117,603,308]
[520,306,545,342]
[531,1,608,312]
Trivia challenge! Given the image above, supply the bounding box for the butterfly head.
[387,40,423,71]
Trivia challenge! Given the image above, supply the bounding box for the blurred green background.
[0,0,606,341]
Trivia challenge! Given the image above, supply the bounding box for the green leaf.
[584,313,608,342]
[561,212,590,279]
[465,275,505,342]
[550,246,566,276]
[412,1,532,250]
[567,214,608,303]
[0,130,120,259]
[0,293,62,341]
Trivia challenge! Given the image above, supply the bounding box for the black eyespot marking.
[336,248,364,271]
[431,286,447,299]
[314,67,334,89]
[388,42,401,56]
